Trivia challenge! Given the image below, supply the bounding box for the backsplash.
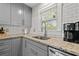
[33,30,62,38]
[0,25,23,35]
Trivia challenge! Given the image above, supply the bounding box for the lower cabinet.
[27,42,47,56]
[0,38,21,56]
[0,37,76,56]
[11,38,21,56]
[0,38,48,56]
[22,38,48,56]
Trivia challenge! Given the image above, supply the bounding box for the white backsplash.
[0,25,23,35]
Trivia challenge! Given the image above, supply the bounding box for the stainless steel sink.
[32,21,48,40]
[32,36,50,40]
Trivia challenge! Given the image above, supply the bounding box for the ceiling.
[24,3,40,8]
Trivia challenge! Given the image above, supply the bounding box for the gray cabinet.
[27,42,47,56]
[0,38,21,56]
[0,39,12,56]
[11,3,24,26]
[24,5,32,27]
[24,5,32,32]
[11,38,21,56]
[0,3,10,25]
[0,3,32,28]
[22,38,48,56]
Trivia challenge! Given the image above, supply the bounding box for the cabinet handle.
[25,40,27,48]
[22,20,24,26]
[49,49,55,54]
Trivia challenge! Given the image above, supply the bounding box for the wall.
[31,3,62,37]
[62,3,79,24]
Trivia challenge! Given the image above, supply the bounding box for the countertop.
[0,34,79,56]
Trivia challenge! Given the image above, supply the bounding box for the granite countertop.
[0,34,79,56]
[23,35,79,56]
[0,34,22,39]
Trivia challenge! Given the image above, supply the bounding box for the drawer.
[0,39,11,46]
[0,53,10,56]
[0,45,10,50]
[0,47,11,56]
[27,39,47,51]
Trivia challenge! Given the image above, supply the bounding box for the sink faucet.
[43,21,47,39]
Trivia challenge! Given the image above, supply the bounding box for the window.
[40,4,57,31]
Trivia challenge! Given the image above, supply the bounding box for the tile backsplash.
[0,24,23,35]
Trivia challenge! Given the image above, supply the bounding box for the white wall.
[31,5,41,33]
[31,3,62,37]
[62,3,79,24]
[62,3,79,37]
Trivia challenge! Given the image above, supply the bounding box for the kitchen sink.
[32,36,50,40]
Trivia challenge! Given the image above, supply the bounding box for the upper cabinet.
[24,5,32,28]
[0,3,32,28]
[0,3,10,25]
[11,3,24,26]
[11,4,32,27]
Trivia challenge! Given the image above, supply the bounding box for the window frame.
[39,4,58,32]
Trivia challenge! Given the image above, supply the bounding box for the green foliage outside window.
[41,5,57,31]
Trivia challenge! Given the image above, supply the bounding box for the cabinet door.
[22,39,38,56]
[23,40,38,56]
[0,3,10,25]
[11,3,24,26]
[22,39,28,56]
[11,38,21,56]
[24,5,32,32]
[22,38,32,56]
[27,42,47,56]
[22,39,47,56]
